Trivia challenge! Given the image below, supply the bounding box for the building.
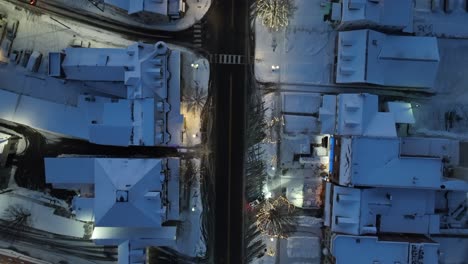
[328,136,468,190]
[326,234,439,264]
[0,42,183,147]
[336,30,440,88]
[45,157,180,263]
[327,0,413,32]
[318,93,468,189]
[282,93,322,136]
[319,93,415,137]
[321,93,468,263]
[104,0,186,19]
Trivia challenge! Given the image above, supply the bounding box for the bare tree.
[1,204,32,241]
[256,0,295,31]
[256,196,296,238]
[183,85,207,113]
[3,204,31,229]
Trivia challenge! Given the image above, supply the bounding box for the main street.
[204,0,250,263]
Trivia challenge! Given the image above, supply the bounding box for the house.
[326,234,439,264]
[0,42,183,147]
[336,30,439,88]
[324,184,440,235]
[282,93,321,136]
[319,93,415,137]
[327,0,413,32]
[329,136,468,190]
[45,157,180,262]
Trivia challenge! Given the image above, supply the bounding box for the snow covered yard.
[251,216,322,264]
[414,0,468,38]
[254,0,336,84]
[410,38,468,139]
[0,167,86,238]
[176,158,206,257]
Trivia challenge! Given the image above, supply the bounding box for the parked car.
[247,194,266,210]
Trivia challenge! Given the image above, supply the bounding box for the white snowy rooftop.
[330,234,439,264]
[333,136,468,190]
[105,0,167,15]
[338,0,413,32]
[336,30,440,88]
[45,157,180,248]
[325,184,440,235]
[319,93,414,137]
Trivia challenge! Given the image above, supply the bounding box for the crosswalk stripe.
[208,54,247,65]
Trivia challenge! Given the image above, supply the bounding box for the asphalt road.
[204,0,250,263]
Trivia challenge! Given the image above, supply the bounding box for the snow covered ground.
[410,39,468,139]
[254,0,336,84]
[175,158,206,258]
[45,0,211,31]
[414,0,468,38]
[251,216,322,264]
[0,168,86,238]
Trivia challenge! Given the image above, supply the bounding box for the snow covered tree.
[255,196,296,238]
[256,0,295,31]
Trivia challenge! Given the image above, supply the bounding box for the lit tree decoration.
[256,196,296,238]
[256,0,295,31]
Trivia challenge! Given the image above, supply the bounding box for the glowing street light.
[191,207,196,212]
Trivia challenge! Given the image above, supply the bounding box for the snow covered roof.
[105,0,168,15]
[385,101,415,124]
[45,157,180,228]
[94,158,166,228]
[282,93,321,114]
[337,30,440,88]
[340,0,413,32]
[328,184,439,235]
[337,137,444,188]
[319,95,336,134]
[331,235,439,264]
[336,93,396,137]
[284,115,320,135]
[72,197,95,222]
[45,157,94,188]
[54,42,184,147]
[62,47,129,81]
